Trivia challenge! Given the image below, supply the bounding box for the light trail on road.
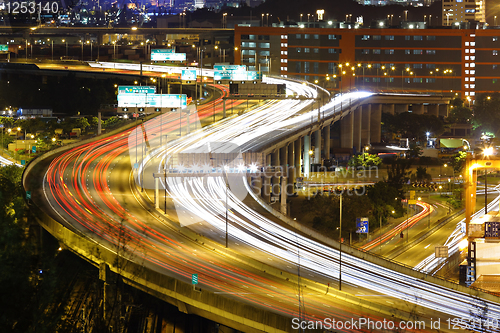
[38,71,500,331]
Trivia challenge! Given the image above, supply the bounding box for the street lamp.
[62,39,67,57]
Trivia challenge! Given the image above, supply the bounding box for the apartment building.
[235,25,500,100]
[442,0,485,26]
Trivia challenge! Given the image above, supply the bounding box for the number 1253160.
[5,1,59,14]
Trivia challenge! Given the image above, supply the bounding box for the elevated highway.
[23,65,500,332]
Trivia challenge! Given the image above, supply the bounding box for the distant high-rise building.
[442,0,486,26]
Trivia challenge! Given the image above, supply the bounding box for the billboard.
[181,69,197,81]
[118,86,156,94]
[0,45,8,53]
[214,70,262,81]
[118,93,187,108]
[214,64,247,71]
[356,217,369,233]
[151,49,186,61]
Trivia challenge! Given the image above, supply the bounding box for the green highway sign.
[21,160,26,165]
[0,45,8,53]
[32,146,36,153]
[192,273,198,285]
[118,86,156,94]
[26,191,31,199]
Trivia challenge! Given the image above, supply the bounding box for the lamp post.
[402,67,410,92]
[483,146,493,213]
[62,39,67,57]
[339,192,342,291]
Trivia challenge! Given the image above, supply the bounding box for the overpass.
[22,66,500,332]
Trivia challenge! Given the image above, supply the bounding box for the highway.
[34,73,500,331]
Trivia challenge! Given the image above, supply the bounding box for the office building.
[235,25,500,101]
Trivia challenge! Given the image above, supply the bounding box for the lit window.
[471,42,475,46]
[465,42,469,46]
[471,92,475,96]
[465,77,469,81]
[470,49,475,54]
[470,77,475,82]
[465,70,469,74]
[465,56,469,60]
[470,56,475,60]
[465,49,469,53]
[465,63,469,67]
[465,84,469,88]
[465,92,469,96]
[470,63,475,67]
[470,84,475,88]
[304,48,310,53]
[494,50,498,56]
[470,70,475,74]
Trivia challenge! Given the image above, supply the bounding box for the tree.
[474,93,500,136]
[450,151,467,173]
[415,166,431,183]
[348,153,382,168]
[386,158,411,196]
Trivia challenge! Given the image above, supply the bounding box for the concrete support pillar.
[287,143,295,185]
[262,175,271,203]
[314,129,321,164]
[361,104,371,146]
[412,104,424,115]
[340,112,353,149]
[280,146,288,168]
[98,111,102,135]
[395,104,408,114]
[323,126,331,160]
[223,99,226,118]
[154,178,159,208]
[294,138,301,177]
[280,176,287,215]
[370,104,382,144]
[428,104,439,116]
[304,135,311,178]
[439,104,449,117]
[272,150,279,167]
[253,175,262,196]
[353,106,362,153]
[382,104,395,115]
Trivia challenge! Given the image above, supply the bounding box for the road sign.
[214,64,247,71]
[182,69,197,81]
[408,199,417,205]
[356,217,369,233]
[118,86,156,94]
[32,146,36,153]
[118,94,187,108]
[192,273,198,285]
[151,49,186,61]
[0,45,8,53]
[26,191,31,199]
[21,160,26,165]
[435,246,449,258]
